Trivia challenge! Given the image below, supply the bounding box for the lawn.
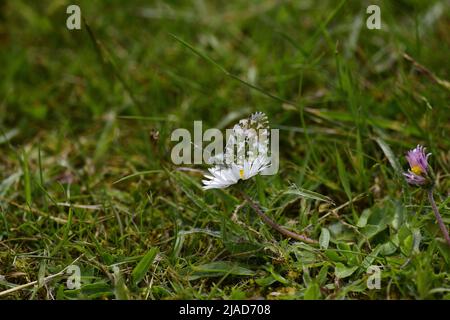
[0,0,449,300]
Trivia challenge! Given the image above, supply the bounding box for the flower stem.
[427,188,450,247]
[240,191,317,244]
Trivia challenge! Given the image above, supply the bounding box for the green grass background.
[0,0,449,299]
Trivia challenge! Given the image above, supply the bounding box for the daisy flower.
[202,155,271,190]
[202,112,317,244]
[202,112,271,190]
[402,145,450,247]
[403,145,431,186]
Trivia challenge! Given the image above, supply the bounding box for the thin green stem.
[427,188,450,247]
[240,191,317,244]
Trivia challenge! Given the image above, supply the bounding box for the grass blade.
[21,151,32,206]
[131,247,159,286]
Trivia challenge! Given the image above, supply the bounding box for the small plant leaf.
[319,228,331,249]
[189,261,254,280]
[334,263,358,279]
[131,247,159,286]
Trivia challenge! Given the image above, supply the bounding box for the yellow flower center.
[239,169,244,179]
[411,165,423,175]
